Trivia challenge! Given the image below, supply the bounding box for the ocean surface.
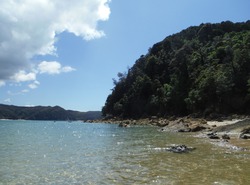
[0,120,249,185]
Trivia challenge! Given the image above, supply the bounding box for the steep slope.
[103,21,250,118]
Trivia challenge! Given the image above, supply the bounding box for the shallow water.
[0,120,249,185]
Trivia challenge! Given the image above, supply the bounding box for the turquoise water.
[0,120,249,185]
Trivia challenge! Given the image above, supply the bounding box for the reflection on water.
[0,120,249,185]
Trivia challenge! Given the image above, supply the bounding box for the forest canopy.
[102,21,250,118]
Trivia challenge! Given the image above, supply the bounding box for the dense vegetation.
[0,104,102,120]
[103,21,250,119]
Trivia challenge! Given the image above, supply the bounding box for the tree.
[102,21,250,118]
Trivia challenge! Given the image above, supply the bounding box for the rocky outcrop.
[161,118,210,133]
[213,119,250,133]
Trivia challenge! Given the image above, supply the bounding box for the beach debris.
[165,144,196,153]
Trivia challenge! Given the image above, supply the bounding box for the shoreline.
[87,115,249,131]
[87,115,250,151]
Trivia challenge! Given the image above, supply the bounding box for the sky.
[0,0,250,112]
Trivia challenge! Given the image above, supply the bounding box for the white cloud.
[38,61,76,75]
[28,80,40,89]
[11,70,36,82]
[61,66,76,73]
[0,0,111,83]
[38,61,61,74]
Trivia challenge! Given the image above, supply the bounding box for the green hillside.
[102,21,250,118]
[0,104,102,121]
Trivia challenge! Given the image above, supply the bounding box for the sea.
[0,120,249,185]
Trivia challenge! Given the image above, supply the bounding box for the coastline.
[86,115,250,151]
[87,115,249,131]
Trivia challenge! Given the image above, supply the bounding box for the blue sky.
[0,0,249,111]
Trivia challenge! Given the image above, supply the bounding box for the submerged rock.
[207,132,220,139]
[165,145,196,153]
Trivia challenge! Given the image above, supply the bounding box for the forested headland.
[0,104,102,121]
[102,21,250,119]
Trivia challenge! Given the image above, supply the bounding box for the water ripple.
[0,120,250,184]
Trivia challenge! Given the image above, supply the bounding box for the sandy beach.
[206,119,243,127]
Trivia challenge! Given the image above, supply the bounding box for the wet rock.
[207,132,220,139]
[178,128,191,132]
[209,135,220,139]
[207,132,215,136]
[222,134,230,140]
[165,145,196,153]
[239,127,250,139]
[239,134,250,139]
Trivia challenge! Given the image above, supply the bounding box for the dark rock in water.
[207,132,215,136]
[239,134,250,139]
[239,127,250,139]
[165,145,196,153]
[241,127,250,134]
[209,135,220,139]
[222,134,230,140]
[207,132,220,139]
[178,128,191,132]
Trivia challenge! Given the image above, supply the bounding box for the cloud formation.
[38,61,76,75]
[0,0,111,85]
[10,71,36,83]
[28,81,40,89]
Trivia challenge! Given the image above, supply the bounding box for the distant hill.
[102,21,250,118]
[0,104,102,121]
